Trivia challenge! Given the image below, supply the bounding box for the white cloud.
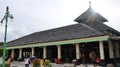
[0,0,120,42]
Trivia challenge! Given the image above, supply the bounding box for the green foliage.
[0,64,11,67]
[33,59,52,67]
[0,48,3,57]
[0,48,8,57]
[5,64,10,67]
[44,60,52,67]
[33,59,40,67]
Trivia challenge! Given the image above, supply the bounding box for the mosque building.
[2,1,120,65]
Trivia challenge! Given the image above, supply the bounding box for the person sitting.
[95,57,100,65]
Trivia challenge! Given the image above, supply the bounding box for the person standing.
[24,56,30,67]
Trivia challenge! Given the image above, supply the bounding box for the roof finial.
[89,1,91,8]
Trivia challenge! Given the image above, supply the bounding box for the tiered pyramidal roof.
[74,1,108,23]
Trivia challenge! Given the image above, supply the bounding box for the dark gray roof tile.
[7,23,104,47]
[84,21,120,35]
[74,8,108,23]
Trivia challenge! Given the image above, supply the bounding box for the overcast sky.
[0,0,120,42]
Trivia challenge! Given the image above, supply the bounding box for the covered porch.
[6,36,120,65]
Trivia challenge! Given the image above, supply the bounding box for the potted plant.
[33,59,40,67]
[44,60,52,67]
[0,49,10,67]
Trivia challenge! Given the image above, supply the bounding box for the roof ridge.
[80,23,104,35]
